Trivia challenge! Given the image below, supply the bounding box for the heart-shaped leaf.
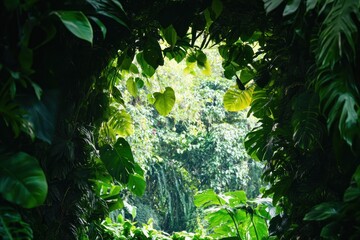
[153,87,176,116]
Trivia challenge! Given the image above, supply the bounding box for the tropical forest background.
[0,0,360,239]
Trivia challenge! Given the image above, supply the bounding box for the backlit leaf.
[224,85,254,112]
[153,87,176,116]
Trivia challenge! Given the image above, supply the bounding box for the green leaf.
[53,11,93,44]
[304,202,341,221]
[224,191,247,207]
[194,189,222,208]
[196,51,207,68]
[153,87,176,116]
[283,0,301,16]
[353,166,360,187]
[264,0,285,14]
[0,206,33,239]
[224,85,254,112]
[143,38,164,69]
[211,0,223,19]
[306,0,318,12]
[343,186,360,202]
[0,152,48,208]
[291,92,323,151]
[108,109,134,137]
[136,52,155,77]
[89,16,107,39]
[127,173,146,196]
[99,138,136,183]
[135,77,144,89]
[240,68,255,84]
[126,77,138,97]
[161,25,178,46]
[29,81,43,100]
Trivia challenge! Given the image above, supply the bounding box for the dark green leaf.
[136,52,155,77]
[153,87,176,116]
[53,11,93,44]
[344,186,360,202]
[127,173,146,196]
[264,0,285,14]
[89,16,107,39]
[304,202,341,221]
[100,138,136,183]
[0,152,48,208]
[3,0,19,10]
[283,0,301,16]
[306,0,318,12]
[143,38,164,69]
[0,206,33,239]
[162,25,177,46]
[211,0,223,19]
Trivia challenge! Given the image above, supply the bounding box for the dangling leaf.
[0,152,48,208]
[224,85,254,112]
[153,87,176,116]
[126,77,138,97]
[53,11,93,44]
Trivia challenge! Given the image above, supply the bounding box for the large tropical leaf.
[317,1,360,67]
[127,173,146,196]
[99,138,138,183]
[0,206,33,239]
[153,87,176,116]
[223,85,254,112]
[0,152,48,208]
[291,92,324,151]
[108,109,134,137]
[194,189,223,208]
[53,11,93,44]
[316,67,360,147]
[244,117,276,162]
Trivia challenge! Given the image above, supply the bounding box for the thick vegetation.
[1,0,360,239]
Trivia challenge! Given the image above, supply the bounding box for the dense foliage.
[1,0,360,239]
